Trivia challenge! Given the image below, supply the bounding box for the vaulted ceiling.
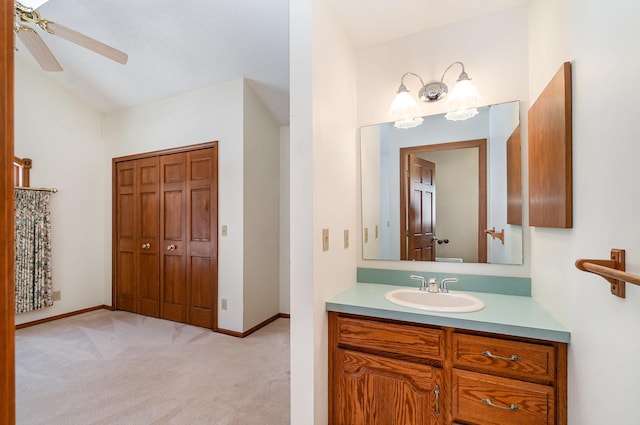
[14,0,527,126]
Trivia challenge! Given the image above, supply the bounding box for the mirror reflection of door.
[404,155,436,261]
[400,140,487,263]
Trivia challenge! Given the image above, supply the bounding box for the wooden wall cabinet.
[528,62,573,228]
[113,143,218,329]
[329,312,567,425]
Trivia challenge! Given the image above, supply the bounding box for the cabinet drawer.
[336,315,444,361]
[453,333,555,383]
[453,369,554,425]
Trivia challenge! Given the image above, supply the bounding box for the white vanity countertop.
[326,282,570,343]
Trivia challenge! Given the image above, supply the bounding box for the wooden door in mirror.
[13,156,31,187]
[528,62,572,228]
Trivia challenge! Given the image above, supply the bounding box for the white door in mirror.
[384,288,485,313]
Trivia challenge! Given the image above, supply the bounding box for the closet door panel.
[136,157,160,317]
[189,256,213,328]
[163,191,183,239]
[186,148,217,328]
[116,251,135,312]
[162,254,186,322]
[161,153,187,322]
[190,188,211,241]
[115,161,136,313]
[138,250,159,317]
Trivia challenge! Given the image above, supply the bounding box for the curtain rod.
[15,186,58,193]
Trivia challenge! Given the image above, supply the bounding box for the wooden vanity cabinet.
[329,313,445,424]
[329,312,567,425]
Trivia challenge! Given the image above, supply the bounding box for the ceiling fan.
[14,1,128,72]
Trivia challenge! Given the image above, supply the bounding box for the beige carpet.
[15,310,290,425]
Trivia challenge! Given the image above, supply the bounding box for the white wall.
[530,1,640,423]
[420,148,478,262]
[14,56,105,325]
[242,80,281,329]
[487,101,522,264]
[360,125,381,259]
[279,126,290,315]
[356,5,530,277]
[290,0,358,423]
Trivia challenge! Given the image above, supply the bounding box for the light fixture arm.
[396,72,426,92]
[439,61,469,83]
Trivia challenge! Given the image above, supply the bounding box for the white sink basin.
[384,288,485,313]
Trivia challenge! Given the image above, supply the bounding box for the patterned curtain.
[15,189,53,314]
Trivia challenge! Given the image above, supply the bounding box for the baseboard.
[15,305,111,329]
[16,307,288,333]
[217,312,288,338]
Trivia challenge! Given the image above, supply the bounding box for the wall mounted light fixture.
[388,62,481,128]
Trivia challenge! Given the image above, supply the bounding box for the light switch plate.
[221,225,228,236]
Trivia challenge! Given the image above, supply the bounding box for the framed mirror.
[361,100,523,265]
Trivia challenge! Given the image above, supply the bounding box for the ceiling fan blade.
[16,27,63,72]
[46,21,128,65]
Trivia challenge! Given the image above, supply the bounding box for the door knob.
[166,244,177,251]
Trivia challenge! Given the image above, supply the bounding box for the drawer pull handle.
[434,385,440,416]
[481,398,520,411]
[482,350,520,361]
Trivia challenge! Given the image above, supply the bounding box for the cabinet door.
[332,349,443,425]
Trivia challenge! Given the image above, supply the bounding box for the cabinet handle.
[141,243,150,249]
[434,385,440,417]
[481,398,520,411]
[166,244,177,251]
[481,350,520,361]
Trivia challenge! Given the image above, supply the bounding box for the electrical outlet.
[221,298,228,310]
[53,290,61,301]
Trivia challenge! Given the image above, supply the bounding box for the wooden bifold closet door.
[113,143,218,330]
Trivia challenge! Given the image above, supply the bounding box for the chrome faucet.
[439,277,459,293]
[410,275,438,292]
[411,275,459,293]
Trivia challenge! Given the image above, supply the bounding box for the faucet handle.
[410,275,427,290]
[439,277,459,293]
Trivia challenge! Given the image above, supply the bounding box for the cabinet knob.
[141,243,150,249]
[166,244,177,251]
